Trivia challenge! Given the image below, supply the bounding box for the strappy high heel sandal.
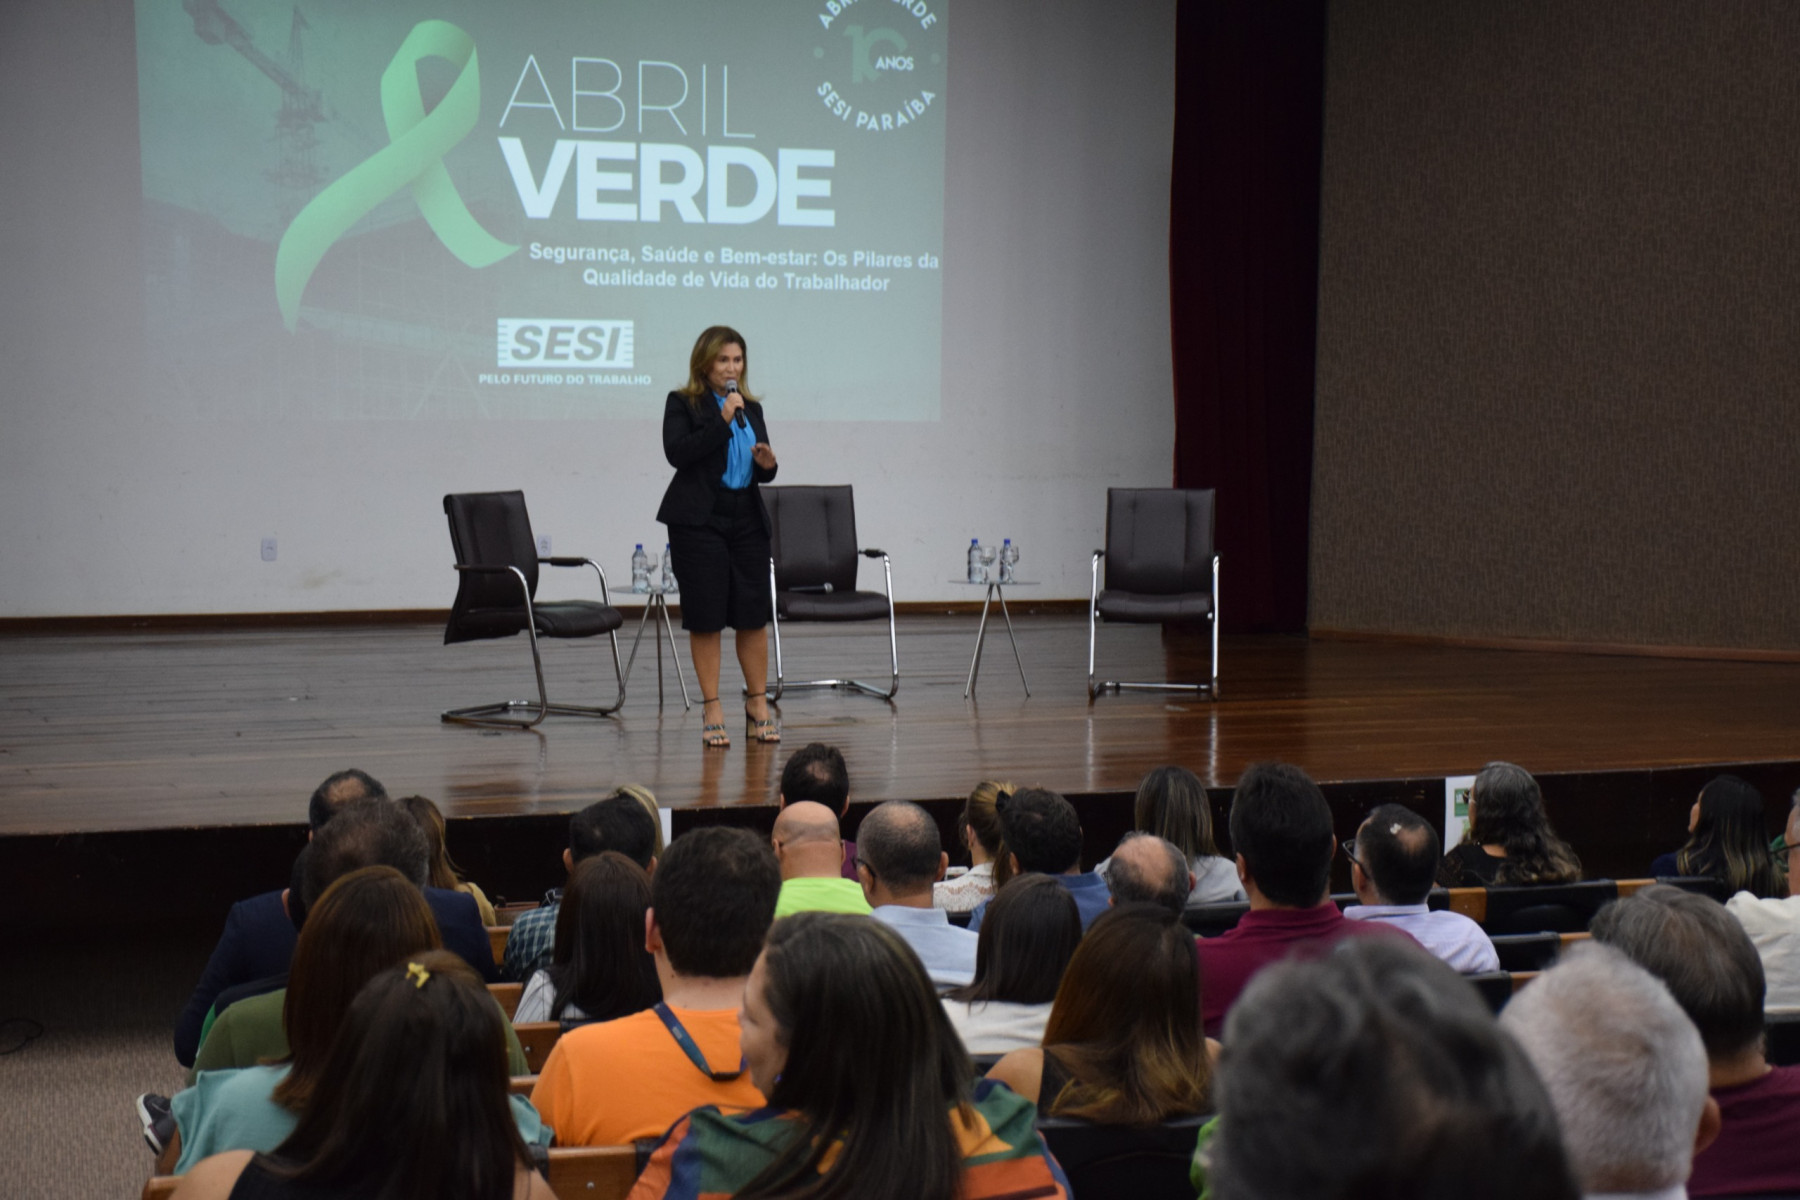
[700,696,730,749]
[744,700,781,744]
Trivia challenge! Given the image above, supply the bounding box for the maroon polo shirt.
[1689,1065,1800,1197]
[1196,901,1415,1036]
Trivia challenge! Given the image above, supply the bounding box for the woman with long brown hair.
[987,903,1211,1124]
[657,325,780,750]
[171,868,543,1172]
[513,851,661,1024]
[398,793,497,924]
[1437,762,1583,887]
[1650,774,1786,898]
[629,913,1069,1200]
[942,874,1082,1054]
[173,951,556,1200]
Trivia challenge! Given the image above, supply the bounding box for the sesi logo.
[496,319,634,368]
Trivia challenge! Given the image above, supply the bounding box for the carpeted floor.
[0,930,211,1199]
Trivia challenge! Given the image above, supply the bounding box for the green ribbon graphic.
[274,20,516,331]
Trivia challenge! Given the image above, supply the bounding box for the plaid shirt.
[501,896,560,982]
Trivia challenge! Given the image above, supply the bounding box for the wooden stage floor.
[4,614,1800,838]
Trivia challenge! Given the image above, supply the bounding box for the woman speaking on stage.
[657,325,780,749]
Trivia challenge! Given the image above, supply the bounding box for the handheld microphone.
[727,379,746,429]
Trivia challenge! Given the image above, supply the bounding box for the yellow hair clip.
[406,962,431,989]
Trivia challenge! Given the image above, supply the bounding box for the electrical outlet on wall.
[261,537,278,562]
[537,534,552,556]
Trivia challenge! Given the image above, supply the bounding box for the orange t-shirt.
[532,1005,767,1146]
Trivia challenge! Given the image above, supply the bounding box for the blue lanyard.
[654,1003,746,1082]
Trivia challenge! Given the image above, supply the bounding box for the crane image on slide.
[183,0,326,208]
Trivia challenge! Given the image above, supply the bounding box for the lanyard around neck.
[654,1003,746,1082]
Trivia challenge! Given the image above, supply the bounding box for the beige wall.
[1310,0,1800,649]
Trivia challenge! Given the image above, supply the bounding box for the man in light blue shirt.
[967,787,1112,933]
[856,800,979,989]
[1343,804,1499,975]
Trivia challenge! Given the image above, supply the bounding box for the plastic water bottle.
[631,544,649,593]
[660,543,675,593]
[1000,538,1018,584]
[967,538,984,584]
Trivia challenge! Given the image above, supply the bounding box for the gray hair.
[1499,944,1709,1194]
[1103,832,1190,915]
[1211,939,1577,1200]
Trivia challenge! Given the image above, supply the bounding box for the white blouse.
[933,861,996,913]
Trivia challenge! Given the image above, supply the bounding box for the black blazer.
[656,389,778,533]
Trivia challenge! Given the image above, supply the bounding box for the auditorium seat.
[1767,1013,1800,1067]
[1180,901,1249,938]
[514,1021,562,1073]
[488,924,509,962]
[1490,932,1561,972]
[496,901,538,925]
[971,1053,1004,1075]
[545,1146,638,1200]
[1646,875,1733,903]
[510,1074,538,1095]
[490,981,523,1020]
[1447,880,1618,934]
[1035,1113,1211,1199]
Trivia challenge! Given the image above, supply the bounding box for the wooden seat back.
[546,1145,639,1199]
[514,1021,562,1073]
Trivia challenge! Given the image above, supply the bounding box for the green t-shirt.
[188,986,530,1083]
[773,877,874,919]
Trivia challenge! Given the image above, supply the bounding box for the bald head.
[772,801,845,881]
[857,800,946,905]
[1103,832,1191,914]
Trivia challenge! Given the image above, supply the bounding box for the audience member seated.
[1649,775,1786,898]
[170,868,541,1173]
[533,826,779,1145]
[934,780,1016,913]
[184,795,498,1065]
[943,876,1082,1056]
[1501,945,1720,1200]
[1196,762,1411,1036]
[1437,760,1582,887]
[857,800,979,988]
[1202,938,1578,1200]
[174,768,384,1066]
[967,787,1110,933]
[1097,765,1244,904]
[1343,804,1499,974]
[170,951,556,1200]
[777,741,859,880]
[631,912,1070,1200]
[771,801,873,918]
[502,786,659,982]
[1592,884,1800,1197]
[1102,832,1193,916]
[1728,789,1800,1012]
[514,851,661,1025]
[988,904,1210,1123]
[399,793,499,924]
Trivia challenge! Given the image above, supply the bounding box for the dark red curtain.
[1170,0,1327,634]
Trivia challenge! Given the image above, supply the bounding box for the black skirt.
[665,488,773,633]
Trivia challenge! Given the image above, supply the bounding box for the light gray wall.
[0,0,1176,617]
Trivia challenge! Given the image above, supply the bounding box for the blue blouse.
[714,391,755,489]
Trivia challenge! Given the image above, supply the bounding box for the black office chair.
[763,485,898,700]
[1766,1013,1800,1066]
[1035,1113,1210,1200]
[440,491,625,729]
[1088,487,1219,700]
